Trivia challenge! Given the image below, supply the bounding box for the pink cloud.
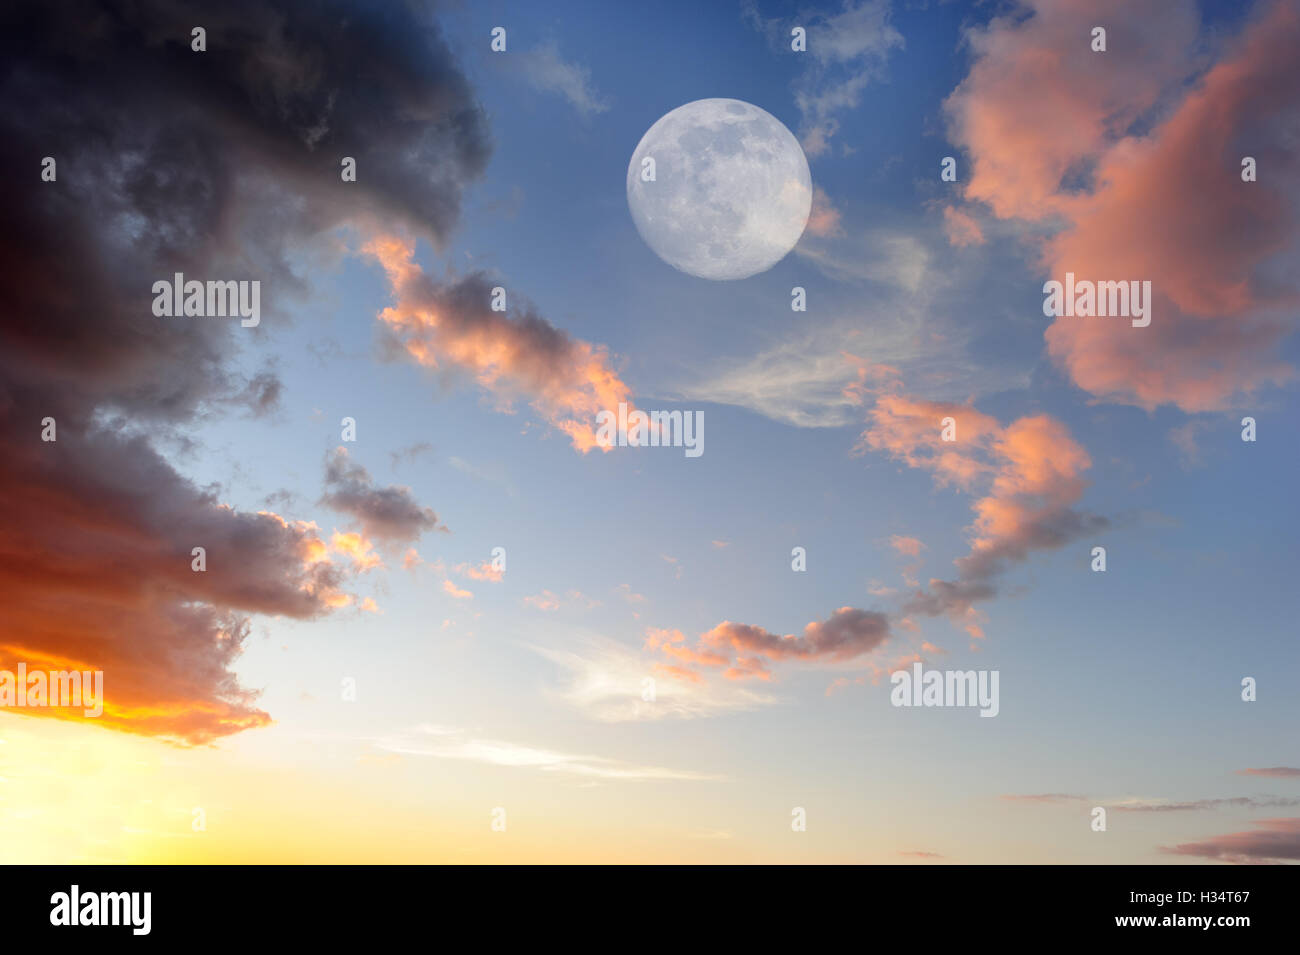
[442,579,473,600]
[941,205,984,247]
[806,186,845,237]
[860,393,1104,637]
[650,607,892,683]
[945,0,1300,412]
[889,535,925,558]
[1161,817,1300,864]
[363,234,638,452]
[1238,767,1300,778]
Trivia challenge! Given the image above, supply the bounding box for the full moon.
[626,98,812,281]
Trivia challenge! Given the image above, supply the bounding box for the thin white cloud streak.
[516,42,610,116]
[743,0,903,156]
[795,228,931,291]
[375,724,720,781]
[668,228,1029,428]
[531,638,779,722]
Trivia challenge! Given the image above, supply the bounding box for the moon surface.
[626,98,812,281]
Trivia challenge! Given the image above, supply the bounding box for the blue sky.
[187,0,1299,856]
[4,0,1297,864]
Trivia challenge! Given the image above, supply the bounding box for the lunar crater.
[626,98,812,281]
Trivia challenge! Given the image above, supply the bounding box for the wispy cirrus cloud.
[375,724,720,781]
[1239,767,1300,778]
[1113,796,1300,813]
[523,589,598,612]
[532,637,779,722]
[1000,793,1089,805]
[511,41,610,117]
[744,0,904,157]
[674,225,1028,430]
[1001,793,1300,812]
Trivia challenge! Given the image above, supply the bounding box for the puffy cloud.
[321,447,440,546]
[945,0,1200,222]
[941,205,984,248]
[945,0,1300,411]
[859,394,1001,490]
[442,579,473,601]
[330,531,383,572]
[889,536,925,558]
[364,235,636,453]
[650,607,892,682]
[0,429,357,743]
[861,394,1104,637]
[0,0,488,741]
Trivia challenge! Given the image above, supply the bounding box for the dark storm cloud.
[0,0,490,418]
[0,0,489,742]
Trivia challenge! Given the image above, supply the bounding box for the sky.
[1,0,1298,864]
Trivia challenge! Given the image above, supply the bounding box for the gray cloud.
[321,447,441,545]
[0,0,489,742]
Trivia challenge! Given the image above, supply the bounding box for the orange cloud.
[330,531,382,571]
[806,186,844,237]
[0,0,484,747]
[649,607,892,682]
[442,579,473,601]
[858,393,1001,490]
[363,234,638,452]
[0,465,359,744]
[652,663,704,685]
[861,392,1104,637]
[454,560,504,582]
